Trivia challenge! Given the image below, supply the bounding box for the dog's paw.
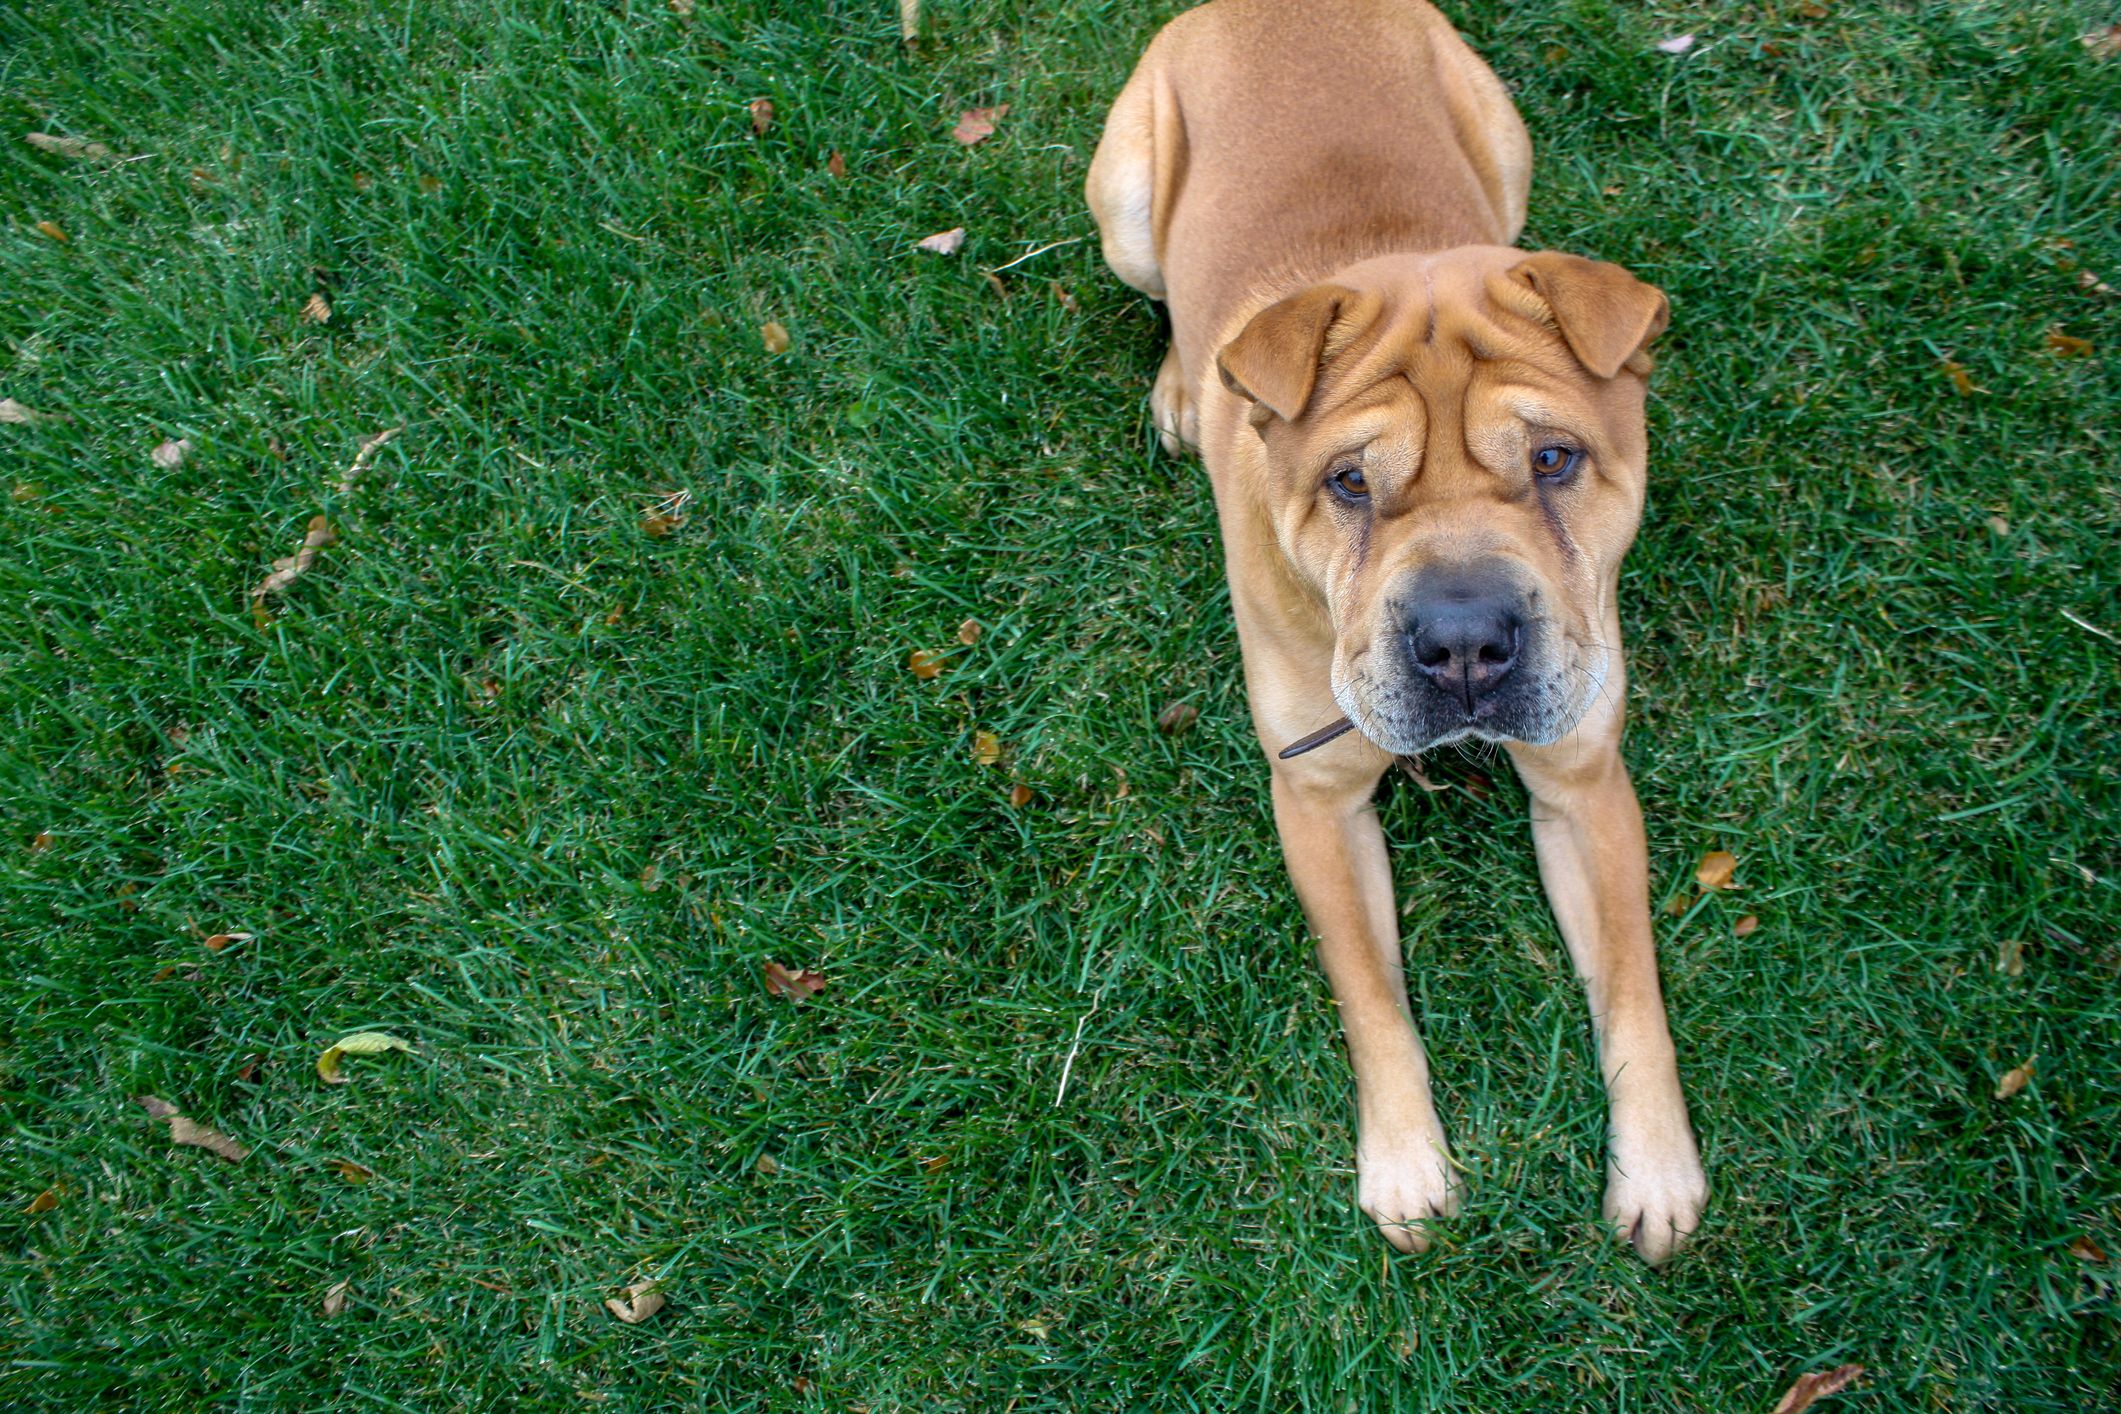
[1150,346,1197,456]
[1357,1137,1459,1253]
[1603,1128,1707,1266]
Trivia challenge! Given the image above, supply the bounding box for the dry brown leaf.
[1664,891,1693,917]
[763,961,825,1000]
[2083,24,2121,58]
[754,1153,779,1176]
[35,220,68,243]
[337,425,402,495]
[322,1280,351,1317]
[317,1031,416,1085]
[25,1185,61,1214]
[251,514,336,599]
[748,98,775,137]
[1458,770,1493,801]
[201,931,252,952]
[1695,850,1738,890]
[899,0,919,42]
[1996,937,2025,976]
[1995,1058,2035,1099]
[605,1280,666,1324]
[1050,281,1078,313]
[826,149,847,179]
[2079,270,2118,298]
[234,1053,263,1082]
[26,132,118,162]
[419,173,442,195]
[31,830,53,851]
[908,648,944,679]
[1940,359,1981,396]
[917,226,965,256]
[982,271,1007,300]
[1398,758,1449,793]
[760,320,791,354]
[956,617,981,645]
[136,1095,250,1162]
[973,730,1002,766]
[300,292,332,324]
[328,1159,375,1183]
[1797,2,1830,18]
[2044,328,2092,357]
[1770,1364,1864,1414]
[1,398,43,425]
[151,438,193,470]
[642,508,681,537]
[952,104,1009,146]
[2069,1235,2109,1262]
[1156,702,1199,736]
[1986,513,2011,537]
[669,0,694,14]
[1733,914,1760,938]
[1008,782,1034,807]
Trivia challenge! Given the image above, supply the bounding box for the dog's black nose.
[1403,565,1525,712]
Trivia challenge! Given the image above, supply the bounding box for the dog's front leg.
[1507,712,1708,1265]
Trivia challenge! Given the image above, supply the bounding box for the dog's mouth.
[1279,631,1608,759]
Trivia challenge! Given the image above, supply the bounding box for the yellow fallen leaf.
[957,617,981,645]
[1008,782,1034,807]
[908,648,944,679]
[136,1095,249,1161]
[605,1280,666,1324]
[202,931,252,952]
[328,1158,375,1183]
[1770,1364,1863,1414]
[760,320,791,354]
[317,1031,416,1084]
[25,1185,61,1214]
[1994,1058,2035,1099]
[35,220,68,243]
[2044,328,2092,358]
[973,730,1002,766]
[1695,850,1738,890]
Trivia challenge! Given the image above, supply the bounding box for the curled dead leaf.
[1770,1364,1864,1414]
[1994,1058,2035,1099]
[31,830,53,851]
[917,226,966,256]
[36,220,68,243]
[762,961,825,1000]
[317,1031,416,1085]
[322,1279,351,1317]
[2044,328,2092,358]
[135,1095,249,1162]
[251,514,336,599]
[956,617,981,645]
[1996,937,2025,976]
[201,931,252,952]
[1050,280,1078,312]
[973,730,1002,766]
[760,320,791,354]
[748,98,775,137]
[908,648,944,680]
[1733,914,1760,938]
[1155,702,1199,736]
[2078,269,2117,298]
[151,438,193,470]
[300,292,332,324]
[25,1185,61,1214]
[899,0,919,42]
[1695,850,1738,891]
[328,1158,375,1183]
[26,132,118,162]
[605,1279,666,1324]
[1008,782,1034,808]
[337,425,402,496]
[1941,359,1981,396]
[952,104,1009,146]
[2069,1235,2109,1262]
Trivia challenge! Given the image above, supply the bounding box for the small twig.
[336,425,402,496]
[2060,607,2118,645]
[988,237,1083,274]
[1053,987,1104,1108]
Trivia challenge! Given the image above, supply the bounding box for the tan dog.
[1087,0,1707,1263]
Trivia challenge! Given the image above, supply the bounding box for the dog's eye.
[1532,445,1583,479]
[1330,465,1369,499]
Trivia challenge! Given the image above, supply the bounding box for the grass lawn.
[3,0,2118,1407]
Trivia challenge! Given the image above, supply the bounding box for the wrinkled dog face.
[1217,247,1669,755]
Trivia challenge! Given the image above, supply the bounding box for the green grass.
[2,0,2117,1407]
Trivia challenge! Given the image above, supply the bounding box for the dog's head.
[1217,247,1667,755]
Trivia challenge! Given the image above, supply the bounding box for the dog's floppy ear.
[1216,284,1377,423]
[1510,252,1669,379]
